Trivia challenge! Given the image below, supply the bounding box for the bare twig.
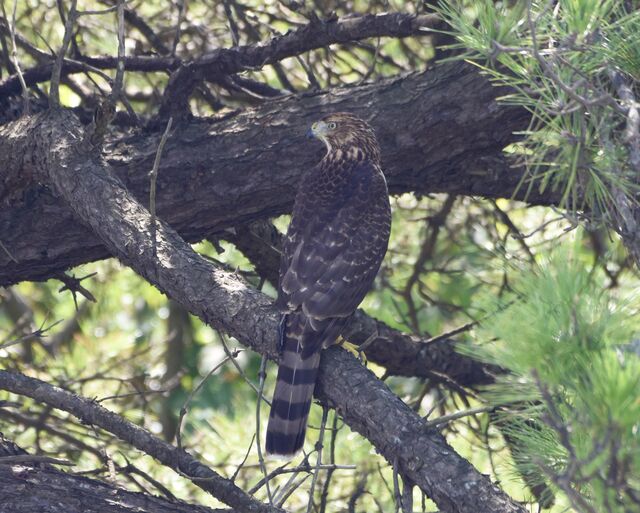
[0,0,29,113]
[49,0,77,107]
[112,0,126,101]
[0,317,63,351]
[230,433,255,482]
[149,116,173,262]
[256,356,274,505]
[423,404,496,428]
[175,349,242,449]
[306,406,329,513]
[318,412,339,513]
[422,321,476,346]
[275,474,310,507]
[171,0,186,56]
[222,0,240,46]
[219,331,269,402]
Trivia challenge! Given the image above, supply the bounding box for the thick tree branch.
[0,61,535,287]
[0,12,441,100]
[0,435,229,513]
[3,108,526,513]
[156,12,443,119]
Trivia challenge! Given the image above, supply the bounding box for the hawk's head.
[307,112,380,162]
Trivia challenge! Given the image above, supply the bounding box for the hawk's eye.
[328,122,337,130]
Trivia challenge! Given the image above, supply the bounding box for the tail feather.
[266,315,321,457]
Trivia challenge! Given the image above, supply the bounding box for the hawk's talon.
[336,336,368,364]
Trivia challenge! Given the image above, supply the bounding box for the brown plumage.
[265,113,391,457]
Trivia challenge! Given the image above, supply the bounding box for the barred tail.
[265,315,321,457]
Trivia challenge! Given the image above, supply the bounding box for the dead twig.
[306,406,329,513]
[149,116,173,262]
[0,0,29,113]
[0,317,63,351]
[49,0,78,108]
[175,349,242,449]
[256,356,274,505]
[56,272,97,311]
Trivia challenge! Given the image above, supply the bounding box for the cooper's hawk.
[265,113,391,457]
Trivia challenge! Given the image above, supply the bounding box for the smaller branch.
[120,4,170,55]
[0,0,29,113]
[358,35,381,85]
[0,407,105,460]
[271,453,315,506]
[219,332,268,401]
[0,317,63,351]
[50,0,78,108]
[112,0,126,101]
[296,53,320,90]
[119,460,177,500]
[0,370,282,513]
[230,433,255,482]
[275,475,310,507]
[0,454,73,466]
[422,321,475,346]
[156,12,442,119]
[318,412,339,513]
[222,0,240,46]
[423,404,496,428]
[248,462,355,495]
[77,5,120,16]
[171,0,186,56]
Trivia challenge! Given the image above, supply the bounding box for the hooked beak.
[306,127,315,139]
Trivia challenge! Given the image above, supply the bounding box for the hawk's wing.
[277,159,390,326]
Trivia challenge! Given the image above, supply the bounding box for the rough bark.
[316,347,522,513]
[0,107,527,513]
[0,435,227,513]
[0,465,226,513]
[0,61,537,286]
[0,372,278,513]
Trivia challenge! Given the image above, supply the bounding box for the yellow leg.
[336,336,367,364]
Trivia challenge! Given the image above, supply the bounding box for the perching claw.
[336,335,368,364]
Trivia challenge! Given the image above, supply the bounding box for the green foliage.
[437,1,640,223]
[464,241,640,511]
